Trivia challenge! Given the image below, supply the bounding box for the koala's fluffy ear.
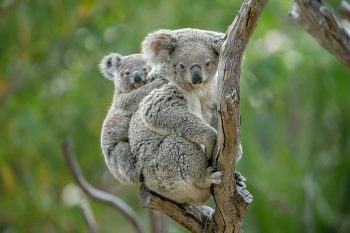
[205,31,226,55]
[99,53,122,80]
[142,30,177,64]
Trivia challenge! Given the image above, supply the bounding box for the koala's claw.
[234,171,247,188]
[237,186,253,204]
[196,205,214,218]
[211,171,223,184]
[233,171,252,204]
[234,171,246,182]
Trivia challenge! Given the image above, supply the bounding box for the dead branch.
[62,140,146,233]
[290,0,350,69]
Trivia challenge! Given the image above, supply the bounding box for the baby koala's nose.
[190,65,203,85]
[133,70,142,83]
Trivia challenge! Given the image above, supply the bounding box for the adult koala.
[129,28,225,205]
[99,53,166,184]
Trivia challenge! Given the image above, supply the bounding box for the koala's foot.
[237,186,253,204]
[234,171,253,204]
[196,205,214,219]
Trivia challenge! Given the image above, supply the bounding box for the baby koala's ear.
[142,29,177,64]
[99,53,122,80]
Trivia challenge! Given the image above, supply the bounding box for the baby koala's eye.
[179,63,185,70]
[142,67,148,72]
[125,71,130,75]
[205,60,211,68]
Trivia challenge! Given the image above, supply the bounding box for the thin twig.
[80,199,99,233]
[62,139,146,233]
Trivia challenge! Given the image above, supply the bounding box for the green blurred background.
[1,0,349,232]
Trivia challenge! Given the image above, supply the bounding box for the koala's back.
[101,107,130,153]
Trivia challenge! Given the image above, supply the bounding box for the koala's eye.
[142,67,148,72]
[125,71,130,75]
[205,60,211,68]
[179,63,185,70]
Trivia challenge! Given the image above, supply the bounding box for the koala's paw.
[234,171,253,204]
[234,171,246,188]
[211,171,223,184]
[207,167,223,184]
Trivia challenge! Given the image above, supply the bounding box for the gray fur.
[129,28,225,205]
[100,53,166,183]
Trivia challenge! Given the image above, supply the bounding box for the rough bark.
[209,0,268,232]
[140,0,268,232]
[290,0,350,69]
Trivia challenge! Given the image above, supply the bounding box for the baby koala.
[99,53,166,184]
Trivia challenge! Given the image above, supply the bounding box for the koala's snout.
[132,70,142,83]
[190,65,203,85]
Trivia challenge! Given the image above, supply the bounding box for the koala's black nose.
[133,70,142,83]
[190,65,203,85]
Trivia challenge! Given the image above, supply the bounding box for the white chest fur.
[185,92,203,119]
[183,78,217,124]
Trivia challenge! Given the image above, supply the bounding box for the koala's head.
[99,53,151,93]
[142,28,225,91]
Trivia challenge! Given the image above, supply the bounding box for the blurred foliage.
[0,0,349,232]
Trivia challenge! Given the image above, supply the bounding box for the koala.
[128,28,226,205]
[99,52,166,184]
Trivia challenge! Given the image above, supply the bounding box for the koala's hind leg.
[195,167,223,189]
[106,142,141,184]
